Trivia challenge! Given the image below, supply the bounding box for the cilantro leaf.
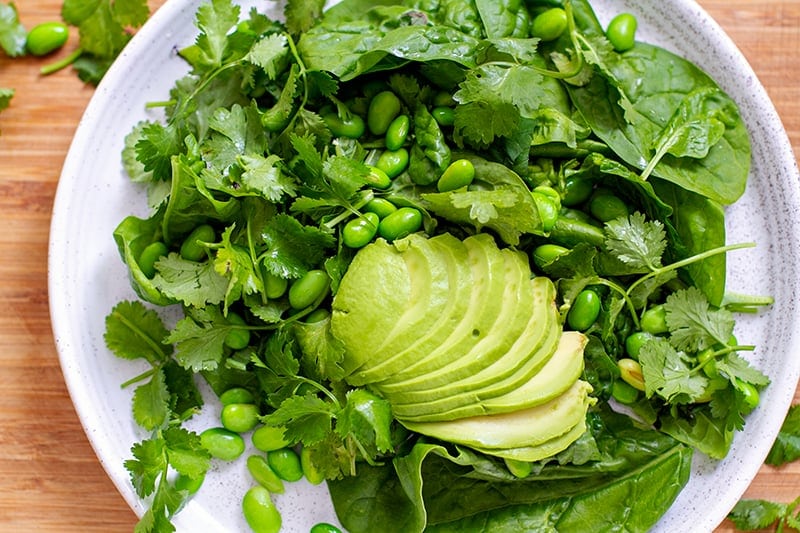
[135,122,184,181]
[192,0,241,69]
[638,337,709,403]
[728,498,800,531]
[766,404,800,466]
[604,212,667,272]
[292,319,347,382]
[336,389,394,454]
[0,87,13,113]
[151,253,229,308]
[104,300,173,364]
[246,33,289,79]
[213,225,262,308]
[261,214,336,279]
[162,427,211,479]
[133,369,171,431]
[126,437,166,498]
[663,287,734,352]
[166,308,230,372]
[238,153,297,201]
[62,0,149,58]
[0,3,26,57]
[284,0,325,36]
[715,352,770,388]
[263,393,337,446]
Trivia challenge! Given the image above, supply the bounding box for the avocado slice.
[391,331,586,422]
[347,233,471,386]
[377,242,529,390]
[383,277,559,408]
[345,234,452,385]
[399,380,594,450]
[331,239,412,376]
[374,233,508,382]
[470,413,589,462]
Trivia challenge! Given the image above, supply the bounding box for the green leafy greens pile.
[102,0,772,531]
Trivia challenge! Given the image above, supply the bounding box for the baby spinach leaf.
[766,404,800,466]
[475,0,530,39]
[566,42,750,205]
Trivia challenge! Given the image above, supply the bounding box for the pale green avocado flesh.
[380,277,560,407]
[391,331,586,422]
[347,233,471,385]
[330,232,592,462]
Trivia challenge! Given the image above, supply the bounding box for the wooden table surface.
[0,1,798,531]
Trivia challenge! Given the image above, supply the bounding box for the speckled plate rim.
[48,1,800,532]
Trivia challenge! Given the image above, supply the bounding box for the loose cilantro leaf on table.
[729,496,800,532]
[766,404,800,466]
[0,2,26,57]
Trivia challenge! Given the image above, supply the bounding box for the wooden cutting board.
[0,1,797,531]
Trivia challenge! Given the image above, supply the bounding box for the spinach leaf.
[328,409,692,533]
[566,42,750,205]
[475,0,531,39]
[653,180,727,306]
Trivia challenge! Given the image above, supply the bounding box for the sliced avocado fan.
[330,232,593,461]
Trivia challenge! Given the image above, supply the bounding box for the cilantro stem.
[721,291,775,313]
[296,376,340,407]
[120,367,157,389]
[691,344,756,375]
[40,47,83,76]
[145,100,177,109]
[323,190,375,230]
[627,242,756,303]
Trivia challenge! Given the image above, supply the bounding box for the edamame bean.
[242,486,282,533]
[180,224,215,261]
[431,106,455,127]
[322,113,365,139]
[378,207,423,241]
[532,243,569,269]
[367,91,402,135]
[385,114,410,151]
[252,425,290,452]
[365,166,391,190]
[567,289,601,331]
[736,380,760,410]
[624,331,657,360]
[224,311,251,350]
[363,197,398,219]
[305,308,331,323]
[697,347,719,378]
[531,8,568,42]
[695,376,727,403]
[247,454,285,494]
[432,91,455,107]
[589,192,629,222]
[437,159,475,192]
[533,185,561,208]
[561,176,594,206]
[617,358,645,391]
[640,304,668,334]
[549,217,606,247]
[267,448,304,482]
[200,427,245,460]
[606,13,637,52]
[174,471,205,495]
[531,192,559,232]
[301,446,325,485]
[220,387,255,406]
[504,458,532,478]
[221,403,260,433]
[264,272,288,299]
[343,212,380,249]
[138,241,168,279]
[611,380,639,404]
[26,22,69,56]
[288,270,330,309]
[311,524,343,533]
[376,148,409,178]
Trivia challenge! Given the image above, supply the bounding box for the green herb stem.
[40,47,84,76]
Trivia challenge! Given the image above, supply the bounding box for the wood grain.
[0,1,797,531]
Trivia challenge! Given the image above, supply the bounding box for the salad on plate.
[101,0,774,531]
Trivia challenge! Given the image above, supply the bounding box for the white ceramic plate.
[50,1,800,531]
